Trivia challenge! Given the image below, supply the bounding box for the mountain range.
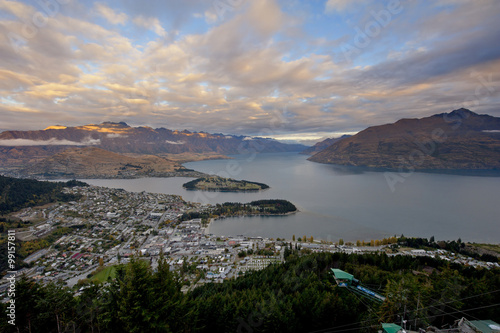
[308,109,500,171]
[0,122,305,155]
[0,122,305,178]
[2,109,500,178]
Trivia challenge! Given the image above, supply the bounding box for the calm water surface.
[83,153,500,243]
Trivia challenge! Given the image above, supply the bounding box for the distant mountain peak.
[43,122,130,132]
[448,108,477,117]
[76,122,132,134]
[43,125,68,130]
[308,109,500,170]
[433,108,478,119]
[101,121,130,127]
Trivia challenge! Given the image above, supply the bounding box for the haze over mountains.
[301,135,351,155]
[308,109,500,171]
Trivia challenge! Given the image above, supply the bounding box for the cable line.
[308,289,500,333]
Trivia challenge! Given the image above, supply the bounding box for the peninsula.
[182,176,269,192]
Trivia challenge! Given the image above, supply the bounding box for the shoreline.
[2,171,209,181]
[306,162,500,177]
[212,210,298,220]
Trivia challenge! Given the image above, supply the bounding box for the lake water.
[82,153,500,243]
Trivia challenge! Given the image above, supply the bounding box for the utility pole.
[415,294,420,329]
[403,305,407,330]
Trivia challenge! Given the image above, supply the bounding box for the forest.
[2,250,499,332]
[0,176,86,214]
[183,176,270,191]
[396,236,499,263]
[0,176,88,272]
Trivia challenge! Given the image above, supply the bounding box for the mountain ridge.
[0,122,306,177]
[308,109,500,170]
[0,121,305,155]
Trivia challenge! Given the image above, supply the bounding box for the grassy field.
[92,265,117,283]
[471,243,500,254]
[91,260,152,283]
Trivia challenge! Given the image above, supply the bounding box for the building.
[456,318,500,333]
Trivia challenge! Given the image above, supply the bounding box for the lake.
[82,152,500,243]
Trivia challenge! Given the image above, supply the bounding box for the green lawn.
[92,265,117,283]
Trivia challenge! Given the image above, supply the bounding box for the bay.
[82,152,500,243]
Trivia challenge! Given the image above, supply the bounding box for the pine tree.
[14,275,41,332]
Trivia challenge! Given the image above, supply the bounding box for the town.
[1,185,499,298]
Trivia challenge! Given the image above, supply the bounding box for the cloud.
[204,10,218,24]
[133,15,167,37]
[0,0,499,138]
[0,137,101,146]
[165,140,185,145]
[106,133,128,138]
[95,3,128,25]
[325,0,367,13]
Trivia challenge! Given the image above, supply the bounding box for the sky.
[1,0,500,144]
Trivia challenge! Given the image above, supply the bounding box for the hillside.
[17,147,203,179]
[308,109,500,170]
[3,251,499,332]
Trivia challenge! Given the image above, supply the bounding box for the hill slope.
[4,251,499,332]
[18,147,202,179]
[308,109,500,170]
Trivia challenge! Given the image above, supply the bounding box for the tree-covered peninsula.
[180,199,297,222]
[183,176,269,192]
